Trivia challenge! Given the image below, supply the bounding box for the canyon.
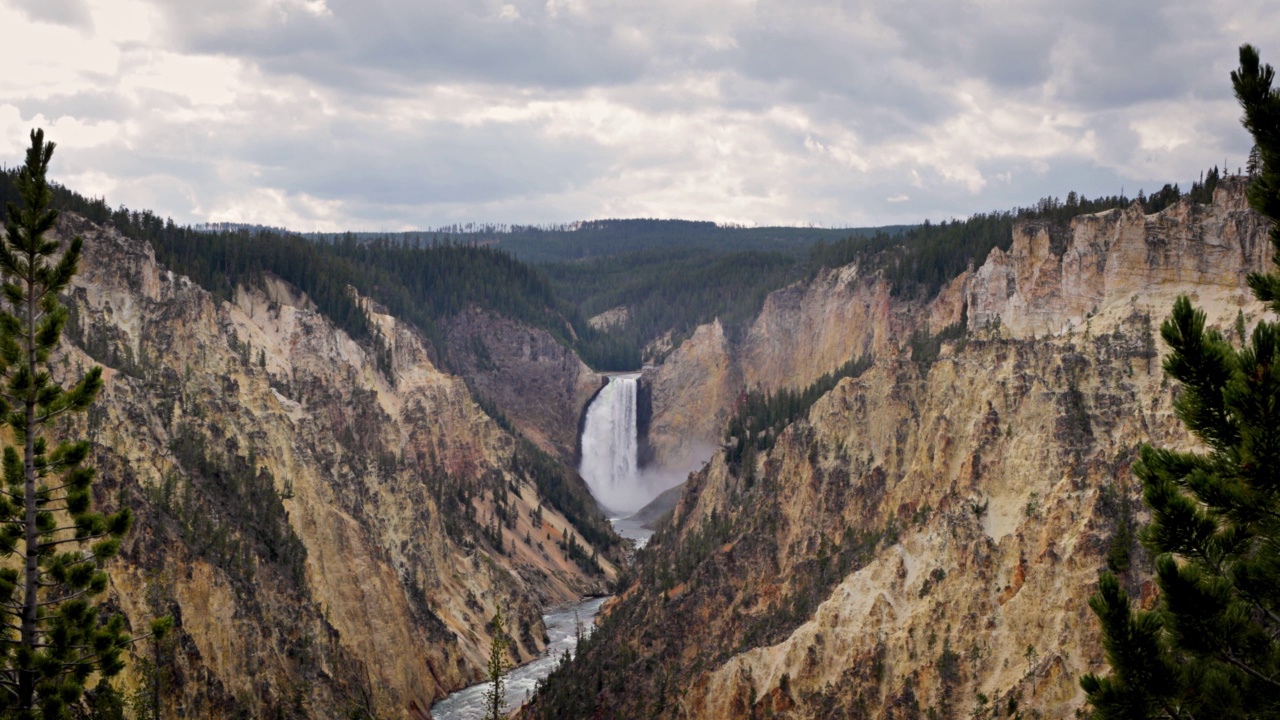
[528,176,1274,718]
[25,175,1272,720]
[52,212,620,718]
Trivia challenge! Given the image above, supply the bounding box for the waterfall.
[579,373,644,515]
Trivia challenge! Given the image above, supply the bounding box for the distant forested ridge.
[307,219,903,265]
[0,164,1226,371]
[547,168,1226,354]
[0,171,639,371]
[544,248,806,351]
[308,221,907,356]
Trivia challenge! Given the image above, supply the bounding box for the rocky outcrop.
[587,306,629,331]
[642,178,1269,471]
[968,178,1269,338]
[444,308,603,460]
[643,267,912,469]
[740,265,905,391]
[526,178,1275,719]
[55,214,617,719]
[642,320,739,470]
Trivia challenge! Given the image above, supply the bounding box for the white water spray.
[579,374,648,514]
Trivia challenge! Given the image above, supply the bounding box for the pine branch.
[37,588,92,607]
[127,630,163,645]
[33,480,82,494]
[39,531,109,547]
[1157,702,1194,720]
[1220,650,1280,693]
[34,406,79,425]
[47,525,93,535]
[1235,586,1280,637]
[36,557,95,574]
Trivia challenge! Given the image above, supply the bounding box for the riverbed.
[430,595,608,720]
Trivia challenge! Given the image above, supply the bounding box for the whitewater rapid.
[430,596,608,720]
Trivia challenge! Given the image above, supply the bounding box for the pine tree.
[1080,45,1280,719]
[0,130,133,718]
[483,605,510,720]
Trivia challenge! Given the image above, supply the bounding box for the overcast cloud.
[0,0,1276,231]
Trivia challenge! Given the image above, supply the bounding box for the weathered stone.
[550,178,1274,720]
[55,214,614,719]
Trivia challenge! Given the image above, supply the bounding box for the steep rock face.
[968,178,1269,339]
[681,323,1180,719]
[527,180,1273,719]
[741,265,906,391]
[444,308,603,460]
[642,320,739,469]
[643,178,1267,471]
[644,267,913,469]
[57,215,615,719]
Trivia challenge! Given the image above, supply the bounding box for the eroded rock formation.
[54,214,616,718]
[528,177,1273,719]
[444,307,603,460]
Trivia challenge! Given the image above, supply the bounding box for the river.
[433,372,662,718]
[430,595,609,720]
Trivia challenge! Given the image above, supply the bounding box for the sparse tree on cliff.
[483,605,510,720]
[0,130,134,719]
[1080,45,1280,719]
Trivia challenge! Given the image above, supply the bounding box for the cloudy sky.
[1,0,1276,231]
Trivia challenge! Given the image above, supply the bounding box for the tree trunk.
[19,269,37,711]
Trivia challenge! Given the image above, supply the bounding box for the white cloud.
[119,52,245,108]
[0,0,1272,230]
[86,0,156,43]
[0,5,120,98]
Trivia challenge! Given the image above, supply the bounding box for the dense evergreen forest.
[543,248,806,349]
[0,164,1226,372]
[307,219,902,265]
[541,168,1223,352]
[0,171,639,371]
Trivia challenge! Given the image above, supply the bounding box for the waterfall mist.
[579,374,669,515]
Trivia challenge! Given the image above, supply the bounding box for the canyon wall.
[444,307,604,460]
[529,177,1273,719]
[644,266,921,471]
[968,182,1267,339]
[54,214,617,719]
[644,179,1267,468]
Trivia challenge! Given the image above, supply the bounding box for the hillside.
[47,211,622,718]
[306,220,902,265]
[525,177,1272,719]
[540,173,1222,360]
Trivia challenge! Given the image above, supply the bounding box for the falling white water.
[578,373,648,515]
